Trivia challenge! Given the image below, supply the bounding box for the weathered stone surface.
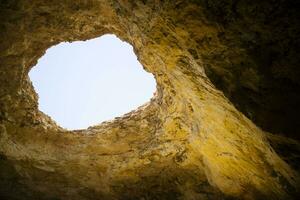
[0,0,299,199]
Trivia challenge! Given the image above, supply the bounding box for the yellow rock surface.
[0,0,299,199]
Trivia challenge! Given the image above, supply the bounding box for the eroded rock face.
[0,0,299,199]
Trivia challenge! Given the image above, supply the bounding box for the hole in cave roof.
[29,34,157,130]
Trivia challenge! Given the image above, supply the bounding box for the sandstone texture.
[0,0,300,199]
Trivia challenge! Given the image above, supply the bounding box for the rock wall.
[0,0,299,199]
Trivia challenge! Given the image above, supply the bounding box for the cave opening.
[29,34,156,130]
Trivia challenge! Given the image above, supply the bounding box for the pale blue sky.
[29,34,156,130]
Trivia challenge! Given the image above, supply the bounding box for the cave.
[0,0,300,200]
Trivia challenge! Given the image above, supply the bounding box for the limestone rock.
[0,0,299,199]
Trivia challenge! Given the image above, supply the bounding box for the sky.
[29,34,156,130]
